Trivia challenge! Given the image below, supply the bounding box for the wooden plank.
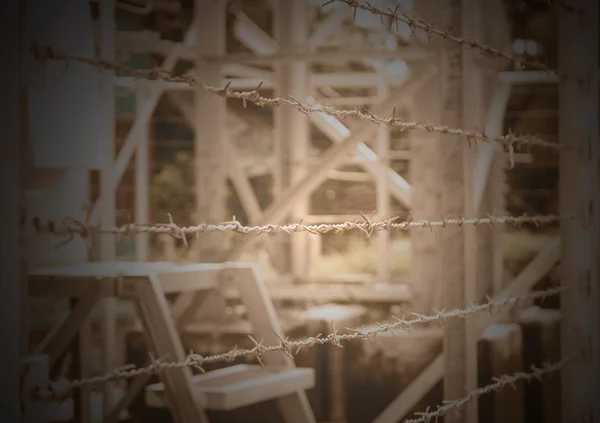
[0,0,21,419]
[146,365,315,411]
[558,2,599,422]
[136,275,208,423]
[135,88,150,261]
[225,283,411,303]
[307,93,415,209]
[34,288,101,367]
[308,4,350,46]
[376,118,390,282]
[478,323,525,423]
[373,238,560,423]
[437,0,474,419]
[461,0,485,419]
[410,62,443,313]
[473,80,511,211]
[90,24,196,223]
[224,264,316,423]
[220,88,408,262]
[204,47,430,65]
[156,265,223,294]
[373,355,445,423]
[474,80,510,298]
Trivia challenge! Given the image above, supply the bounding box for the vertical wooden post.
[274,0,310,279]
[440,0,480,421]
[376,79,390,283]
[439,0,467,420]
[135,89,150,261]
[98,0,117,415]
[558,1,600,422]
[461,3,488,422]
[409,44,442,312]
[194,0,227,263]
[0,1,22,421]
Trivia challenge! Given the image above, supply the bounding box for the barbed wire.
[31,213,566,247]
[30,43,562,155]
[404,357,573,423]
[324,0,566,76]
[34,285,576,401]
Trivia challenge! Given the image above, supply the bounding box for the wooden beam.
[104,373,151,423]
[91,24,196,223]
[194,1,226,262]
[558,2,600,422]
[373,237,561,423]
[373,355,445,423]
[273,0,310,277]
[409,64,443,313]
[498,71,558,85]
[376,84,391,282]
[223,264,316,423]
[204,47,431,65]
[474,79,510,297]
[309,4,350,46]
[232,8,279,54]
[220,88,408,262]
[473,79,511,211]
[436,0,478,420]
[136,275,209,423]
[310,72,407,88]
[230,4,417,211]
[33,288,102,367]
[307,100,413,208]
[167,91,281,268]
[135,88,150,261]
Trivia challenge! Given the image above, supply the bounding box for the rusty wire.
[404,357,573,423]
[325,0,567,75]
[35,285,577,401]
[30,43,562,155]
[31,213,566,247]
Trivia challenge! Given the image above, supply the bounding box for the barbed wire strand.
[404,357,574,423]
[34,285,577,401]
[32,213,567,246]
[30,44,562,155]
[324,0,571,76]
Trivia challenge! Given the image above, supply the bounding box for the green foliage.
[152,151,196,227]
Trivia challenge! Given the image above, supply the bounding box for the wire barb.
[326,0,568,77]
[31,213,567,245]
[31,43,563,152]
[33,285,577,401]
[404,357,574,423]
